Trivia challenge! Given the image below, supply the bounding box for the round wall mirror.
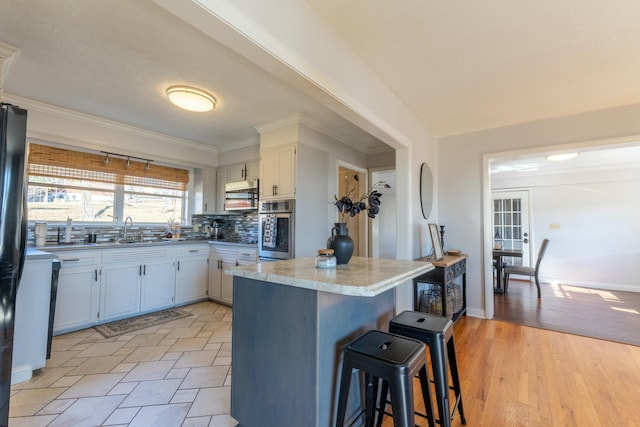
[420,162,433,219]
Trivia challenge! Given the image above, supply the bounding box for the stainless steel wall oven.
[258,199,294,260]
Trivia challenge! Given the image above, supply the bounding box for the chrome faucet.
[123,216,133,241]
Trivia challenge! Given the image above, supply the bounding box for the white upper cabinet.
[260,145,295,200]
[203,167,217,214]
[226,160,259,183]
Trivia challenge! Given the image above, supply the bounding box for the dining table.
[492,248,523,293]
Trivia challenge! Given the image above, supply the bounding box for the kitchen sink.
[117,240,141,244]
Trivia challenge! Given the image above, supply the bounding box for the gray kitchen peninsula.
[226,256,433,427]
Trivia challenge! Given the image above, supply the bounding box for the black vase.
[326,222,354,265]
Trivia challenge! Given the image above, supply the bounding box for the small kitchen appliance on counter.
[211,221,223,239]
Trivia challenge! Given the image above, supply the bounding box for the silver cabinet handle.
[139,265,142,276]
[61,258,80,262]
[189,249,198,253]
[177,261,180,271]
[94,269,98,281]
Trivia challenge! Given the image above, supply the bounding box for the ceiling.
[490,144,640,177]
[3,1,640,156]
[0,0,386,153]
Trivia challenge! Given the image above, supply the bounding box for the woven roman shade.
[27,144,189,191]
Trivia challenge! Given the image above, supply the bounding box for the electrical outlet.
[549,223,561,230]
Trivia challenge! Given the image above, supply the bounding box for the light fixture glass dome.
[166,85,216,112]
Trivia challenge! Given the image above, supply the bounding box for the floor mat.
[93,308,192,338]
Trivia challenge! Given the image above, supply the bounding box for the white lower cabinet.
[140,258,176,312]
[49,243,211,334]
[100,246,177,322]
[220,260,235,305]
[100,261,142,322]
[52,250,101,334]
[209,243,257,306]
[175,245,209,305]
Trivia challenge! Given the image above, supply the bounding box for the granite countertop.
[25,247,56,260]
[225,256,434,297]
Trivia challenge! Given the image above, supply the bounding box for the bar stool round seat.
[335,329,433,427]
[389,311,467,427]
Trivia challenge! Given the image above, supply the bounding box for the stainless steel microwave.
[224,179,259,211]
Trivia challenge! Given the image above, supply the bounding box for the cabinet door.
[101,262,142,322]
[260,151,276,199]
[141,259,176,312]
[221,260,235,305]
[226,164,245,183]
[208,251,222,301]
[175,254,209,305]
[53,261,100,333]
[203,167,217,214]
[274,146,295,198]
[260,145,295,200]
[216,167,228,213]
[245,160,260,181]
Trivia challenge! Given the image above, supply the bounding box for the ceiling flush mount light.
[166,85,216,112]
[546,152,580,161]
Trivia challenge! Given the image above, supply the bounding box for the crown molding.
[254,114,301,135]
[3,94,219,155]
[218,136,260,153]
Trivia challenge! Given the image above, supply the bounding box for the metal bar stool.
[388,311,466,427]
[335,330,434,427]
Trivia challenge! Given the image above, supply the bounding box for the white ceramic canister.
[34,222,47,246]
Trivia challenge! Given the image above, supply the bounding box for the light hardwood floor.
[382,316,640,427]
[9,301,640,426]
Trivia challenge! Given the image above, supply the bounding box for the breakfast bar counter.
[226,256,433,427]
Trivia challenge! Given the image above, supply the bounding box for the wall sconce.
[145,161,151,170]
[104,153,110,164]
[125,157,131,168]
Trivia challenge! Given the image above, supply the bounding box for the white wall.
[439,103,640,318]
[493,167,640,291]
[371,169,397,259]
[8,94,218,168]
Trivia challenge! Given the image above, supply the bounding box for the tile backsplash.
[28,213,259,246]
[192,213,258,244]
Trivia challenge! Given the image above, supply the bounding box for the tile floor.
[9,301,238,427]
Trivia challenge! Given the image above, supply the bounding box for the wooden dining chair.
[503,239,550,298]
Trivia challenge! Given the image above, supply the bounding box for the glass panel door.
[491,190,531,266]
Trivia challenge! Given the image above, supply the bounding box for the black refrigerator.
[0,103,28,425]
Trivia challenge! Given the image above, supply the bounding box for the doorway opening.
[337,164,368,256]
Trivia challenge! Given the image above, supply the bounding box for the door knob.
[524,239,529,243]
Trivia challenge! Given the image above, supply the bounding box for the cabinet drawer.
[236,248,257,262]
[51,250,101,265]
[177,245,209,257]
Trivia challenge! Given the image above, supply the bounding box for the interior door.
[338,166,366,256]
[491,190,531,267]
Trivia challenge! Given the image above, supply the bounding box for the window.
[28,177,115,222]
[27,144,189,224]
